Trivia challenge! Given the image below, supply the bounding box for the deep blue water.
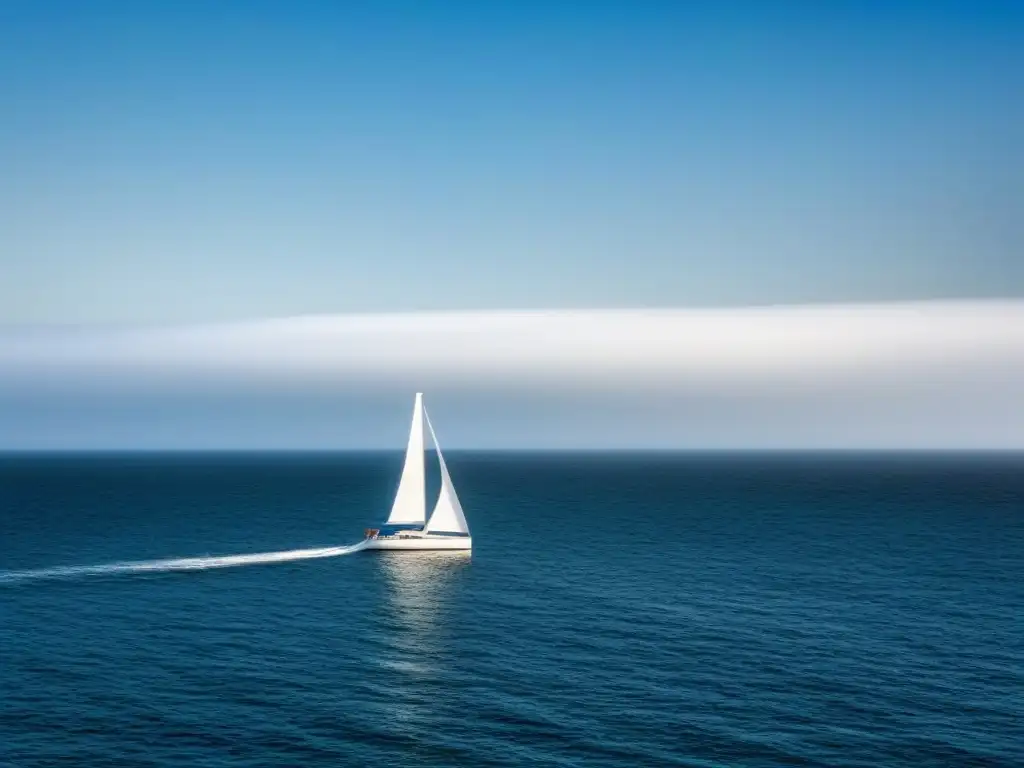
[1,452,1022,767]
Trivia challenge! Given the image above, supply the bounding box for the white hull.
[364,535,472,551]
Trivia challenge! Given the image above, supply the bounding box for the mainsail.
[385,392,427,525]
[423,407,471,536]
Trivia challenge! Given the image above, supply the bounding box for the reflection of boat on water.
[380,551,471,630]
[380,550,472,602]
[363,393,472,551]
[376,551,471,675]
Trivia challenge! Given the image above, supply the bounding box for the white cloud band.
[2,301,1022,448]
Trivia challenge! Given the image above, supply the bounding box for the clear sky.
[1,1,1021,324]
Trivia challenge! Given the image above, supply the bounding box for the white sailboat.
[363,393,472,551]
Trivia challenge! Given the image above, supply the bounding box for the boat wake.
[0,541,369,585]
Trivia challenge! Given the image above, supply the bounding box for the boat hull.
[363,535,472,551]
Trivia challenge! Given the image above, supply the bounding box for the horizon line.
[4,447,1024,455]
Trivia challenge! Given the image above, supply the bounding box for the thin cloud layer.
[1,301,1022,448]
[4,300,1023,382]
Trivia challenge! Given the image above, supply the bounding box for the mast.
[385,392,427,526]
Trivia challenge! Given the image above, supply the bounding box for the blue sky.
[2,1,1021,323]
[1,2,1022,448]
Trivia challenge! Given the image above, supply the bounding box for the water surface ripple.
[1,453,1022,766]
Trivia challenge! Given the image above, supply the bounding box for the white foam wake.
[0,540,368,584]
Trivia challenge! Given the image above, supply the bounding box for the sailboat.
[363,393,472,550]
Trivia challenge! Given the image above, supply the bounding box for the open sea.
[1,452,1022,767]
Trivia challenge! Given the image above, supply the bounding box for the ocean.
[1,452,1022,767]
